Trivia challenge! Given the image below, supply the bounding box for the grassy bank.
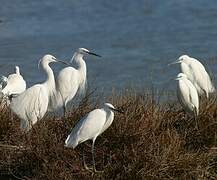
[0,91,217,179]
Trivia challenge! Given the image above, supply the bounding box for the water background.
[1,0,217,96]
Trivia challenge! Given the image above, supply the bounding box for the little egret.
[170,55,215,98]
[49,48,101,115]
[65,103,123,172]
[10,55,69,131]
[1,66,26,96]
[176,73,199,116]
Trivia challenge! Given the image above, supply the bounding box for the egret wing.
[100,112,114,135]
[65,109,106,148]
[189,58,214,95]
[51,67,79,110]
[10,84,48,130]
[2,74,26,95]
[177,80,195,115]
[186,79,199,115]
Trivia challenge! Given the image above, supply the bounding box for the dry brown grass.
[0,91,217,179]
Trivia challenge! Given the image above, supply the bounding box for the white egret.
[49,48,101,115]
[65,103,123,172]
[10,55,69,131]
[1,66,26,96]
[170,55,215,98]
[176,73,199,116]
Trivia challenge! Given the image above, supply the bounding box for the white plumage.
[1,66,26,96]
[65,103,114,148]
[49,48,101,115]
[172,55,215,98]
[65,103,123,171]
[176,73,199,116]
[11,84,49,130]
[10,55,68,131]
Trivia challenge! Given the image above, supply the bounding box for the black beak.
[87,51,101,57]
[56,59,71,66]
[111,107,124,114]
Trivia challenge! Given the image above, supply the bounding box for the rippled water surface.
[0,0,217,94]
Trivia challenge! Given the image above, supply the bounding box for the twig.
[0,143,25,150]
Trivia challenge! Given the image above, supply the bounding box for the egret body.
[65,103,123,171]
[49,48,101,115]
[176,73,199,116]
[10,55,68,131]
[1,66,26,96]
[172,55,214,98]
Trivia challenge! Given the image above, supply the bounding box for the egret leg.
[195,116,199,130]
[194,108,199,130]
[10,109,13,121]
[92,139,97,172]
[63,104,67,117]
[82,146,91,171]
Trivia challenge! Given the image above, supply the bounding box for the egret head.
[178,55,190,62]
[104,103,115,109]
[78,48,101,57]
[70,48,101,63]
[15,66,20,75]
[38,54,70,69]
[42,54,59,63]
[168,55,190,66]
[104,103,124,114]
[175,73,187,80]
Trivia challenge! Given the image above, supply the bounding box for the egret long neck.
[74,53,87,84]
[106,110,114,121]
[41,62,55,92]
[100,109,114,135]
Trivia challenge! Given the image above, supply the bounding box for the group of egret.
[0,52,215,172]
[0,48,101,131]
[170,55,215,117]
[0,48,122,171]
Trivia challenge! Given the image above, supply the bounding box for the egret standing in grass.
[49,48,101,115]
[176,73,199,116]
[170,55,215,98]
[65,103,123,172]
[10,55,69,131]
[1,66,26,96]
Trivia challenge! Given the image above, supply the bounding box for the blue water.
[0,0,217,94]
